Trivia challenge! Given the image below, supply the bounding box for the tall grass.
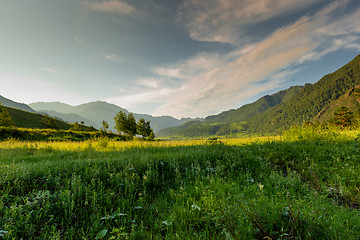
[0,132,360,239]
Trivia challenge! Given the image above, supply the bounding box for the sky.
[1,0,360,119]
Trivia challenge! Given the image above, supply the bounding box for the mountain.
[313,86,360,122]
[205,85,303,124]
[157,85,303,138]
[36,110,98,128]
[28,102,75,114]
[245,54,360,133]
[4,106,72,130]
[0,95,37,113]
[158,53,360,138]
[30,101,192,132]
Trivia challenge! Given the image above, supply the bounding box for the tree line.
[0,103,155,140]
[101,111,155,139]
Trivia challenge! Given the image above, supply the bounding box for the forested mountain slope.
[205,86,303,124]
[246,54,360,133]
[158,54,360,138]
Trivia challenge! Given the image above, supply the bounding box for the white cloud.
[43,68,58,74]
[154,52,225,80]
[74,35,84,43]
[136,78,162,89]
[151,0,360,118]
[104,87,180,110]
[86,0,136,15]
[178,0,323,45]
[105,53,123,62]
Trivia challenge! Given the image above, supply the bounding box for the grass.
[0,131,360,239]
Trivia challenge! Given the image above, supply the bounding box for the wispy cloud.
[85,0,136,15]
[105,53,123,62]
[178,0,323,45]
[104,87,180,111]
[43,68,58,74]
[74,35,84,43]
[151,0,360,118]
[136,78,162,89]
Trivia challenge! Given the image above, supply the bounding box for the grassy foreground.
[0,135,360,239]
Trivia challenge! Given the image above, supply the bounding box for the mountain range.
[157,53,360,138]
[2,53,360,138]
[29,101,194,132]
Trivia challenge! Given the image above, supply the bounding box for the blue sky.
[1,0,360,118]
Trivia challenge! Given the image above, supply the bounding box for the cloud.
[154,52,226,80]
[105,53,124,62]
[178,0,323,45]
[104,87,180,111]
[136,78,162,89]
[74,35,84,43]
[86,0,136,15]
[151,0,360,118]
[43,68,58,74]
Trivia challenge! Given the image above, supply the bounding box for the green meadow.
[1,129,360,239]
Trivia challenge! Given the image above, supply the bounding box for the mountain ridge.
[30,101,193,132]
[158,53,360,138]
[0,95,37,113]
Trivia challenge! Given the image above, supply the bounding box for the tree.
[71,122,82,131]
[0,104,14,127]
[148,129,155,140]
[114,111,137,136]
[41,115,57,129]
[87,126,97,132]
[114,111,127,135]
[100,120,109,134]
[127,113,137,136]
[329,106,354,129]
[137,118,152,138]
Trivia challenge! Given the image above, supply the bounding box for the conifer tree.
[329,106,354,129]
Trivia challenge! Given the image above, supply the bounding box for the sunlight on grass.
[0,136,282,151]
[1,129,360,238]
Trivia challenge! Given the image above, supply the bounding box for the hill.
[36,110,99,128]
[158,53,360,138]
[0,95,37,113]
[205,85,303,123]
[246,54,360,133]
[157,85,302,138]
[4,106,72,130]
[30,101,193,132]
[28,102,76,114]
[313,86,360,122]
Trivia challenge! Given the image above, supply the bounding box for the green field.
[1,132,360,239]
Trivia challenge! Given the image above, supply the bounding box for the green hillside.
[158,54,360,138]
[5,106,72,130]
[246,54,360,133]
[313,86,360,122]
[205,85,302,123]
[157,85,304,138]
